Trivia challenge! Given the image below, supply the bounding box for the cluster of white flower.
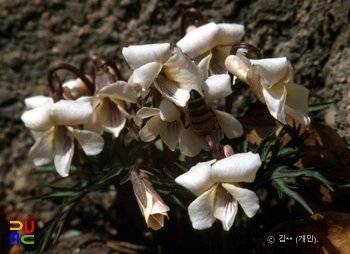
[21,16,310,231]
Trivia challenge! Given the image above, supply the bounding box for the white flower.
[80,81,138,137]
[137,99,182,151]
[21,99,104,177]
[122,43,171,91]
[130,169,169,230]
[62,77,91,100]
[24,96,52,109]
[225,55,311,125]
[175,152,261,231]
[137,69,243,157]
[177,22,245,74]
[137,75,243,157]
[123,44,203,107]
[179,72,243,157]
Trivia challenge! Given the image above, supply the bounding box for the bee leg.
[205,135,225,160]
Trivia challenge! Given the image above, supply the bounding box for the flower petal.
[247,65,266,104]
[211,152,261,183]
[209,46,231,74]
[163,47,203,93]
[139,115,161,142]
[159,99,180,122]
[24,96,52,109]
[203,74,232,103]
[144,189,169,230]
[284,83,310,125]
[147,214,166,231]
[175,159,216,196]
[285,105,311,125]
[144,190,155,219]
[159,121,181,151]
[102,118,126,137]
[30,130,44,141]
[95,98,126,137]
[50,100,93,126]
[188,184,218,230]
[62,78,89,99]
[154,77,190,107]
[98,81,138,103]
[222,183,260,218]
[28,127,55,166]
[263,84,287,124]
[179,127,209,157]
[83,110,104,135]
[214,109,243,138]
[197,53,212,80]
[122,43,171,69]
[132,62,163,90]
[250,58,289,88]
[21,100,54,131]
[137,107,159,119]
[148,191,170,215]
[213,184,238,231]
[235,48,251,67]
[216,23,245,46]
[79,97,104,134]
[53,126,74,177]
[70,128,104,155]
[225,55,249,84]
[177,22,220,59]
[76,95,93,104]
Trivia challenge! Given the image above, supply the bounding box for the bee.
[187,89,216,136]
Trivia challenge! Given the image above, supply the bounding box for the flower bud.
[130,168,169,230]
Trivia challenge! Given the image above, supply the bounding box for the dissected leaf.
[273,168,335,191]
[274,178,313,214]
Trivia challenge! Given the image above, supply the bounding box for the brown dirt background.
[1,0,350,253]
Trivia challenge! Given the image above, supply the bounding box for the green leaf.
[254,125,280,153]
[309,102,332,112]
[119,172,131,185]
[163,167,177,180]
[174,162,189,173]
[169,195,186,210]
[35,203,75,253]
[274,179,313,214]
[99,167,126,183]
[269,162,289,174]
[157,189,172,195]
[273,168,334,191]
[278,147,296,156]
[23,191,80,202]
[325,177,350,188]
[227,133,248,153]
[270,138,282,162]
[33,164,56,171]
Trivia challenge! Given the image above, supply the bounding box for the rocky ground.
[1,0,350,253]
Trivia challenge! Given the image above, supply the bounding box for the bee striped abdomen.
[188,89,215,136]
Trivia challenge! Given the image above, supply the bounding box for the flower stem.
[180,8,206,37]
[47,63,95,99]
